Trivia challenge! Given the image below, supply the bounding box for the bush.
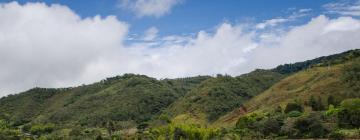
[280,118,299,138]
[288,111,302,117]
[294,114,329,138]
[257,117,281,136]
[69,127,82,137]
[309,96,325,111]
[338,99,360,128]
[325,105,340,117]
[0,129,21,140]
[285,103,303,113]
[328,95,340,107]
[30,123,55,136]
[340,99,360,111]
[148,123,220,140]
[329,131,345,140]
[235,114,259,129]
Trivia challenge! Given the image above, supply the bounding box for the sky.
[0,0,360,96]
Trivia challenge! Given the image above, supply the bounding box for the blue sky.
[0,0,360,95]
[0,0,339,36]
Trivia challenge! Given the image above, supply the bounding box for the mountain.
[0,49,359,139]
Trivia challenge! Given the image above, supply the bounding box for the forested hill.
[0,49,359,139]
[273,49,360,74]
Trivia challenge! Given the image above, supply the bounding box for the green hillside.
[0,74,209,131]
[215,56,360,127]
[0,49,359,139]
[161,70,284,124]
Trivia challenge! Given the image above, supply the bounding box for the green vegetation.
[273,49,360,74]
[163,69,284,123]
[0,49,359,139]
[228,99,360,139]
[140,123,221,140]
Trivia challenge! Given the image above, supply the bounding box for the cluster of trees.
[0,119,21,140]
[274,49,360,74]
[229,98,360,139]
[343,58,360,91]
[165,69,284,123]
[138,123,222,140]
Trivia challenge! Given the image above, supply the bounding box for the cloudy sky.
[0,0,360,96]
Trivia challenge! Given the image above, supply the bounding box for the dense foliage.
[230,99,360,139]
[273,49,360,74]
[164,69,284,122]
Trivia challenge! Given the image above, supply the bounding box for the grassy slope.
[161,70,284,126]
[215,58,360,127]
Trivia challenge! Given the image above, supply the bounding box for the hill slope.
[161,70,284,125]
[0,74,210,128]
[215,56,360,127]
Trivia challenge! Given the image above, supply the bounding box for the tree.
[258,118,281,136]
[337,99,360,128]
[309,96,325,111]
[294,114,329,138]
[327,95,339,107]
[30,124,55,136]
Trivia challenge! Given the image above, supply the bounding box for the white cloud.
[251,15,360,69]
[0,2,360,97]
[256,18,289,29]
[323,0,360,16]
[256,8,311,29]
[0,2,129,95]
[119,0,182,17]
[299,8,312,13]
[143,26,159,41]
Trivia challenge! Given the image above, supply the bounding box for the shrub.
[69,127,82,137]
[258,118,281,136]
[340,99,360,111]
[328,131,345,140]
[309,96,325,111]
[148,124,220,140]
[328,95,339,107]
[235,114,259,129]
[338,99,360,128]
[280,118,299,138]
[288,111,302,117]
[0,129,21,140]
[30,124,55,136]
[284,103,303,113]
[294,114,329,138]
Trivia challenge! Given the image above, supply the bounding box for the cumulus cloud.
[0,2,129,95]
[119,0,182,17]
[0,2,360,97]
[250,15,360,70]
